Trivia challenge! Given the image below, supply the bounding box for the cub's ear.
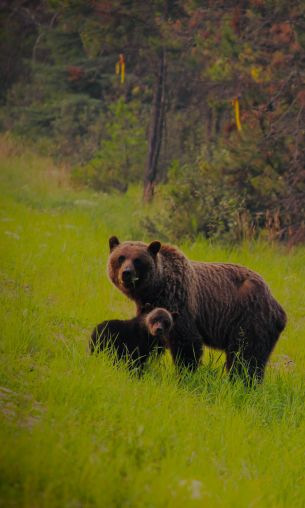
[148,241,161,257]
[172,311,179,322]
[140,303,153,314]
[109,236,120,252]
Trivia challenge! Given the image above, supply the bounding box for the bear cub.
[90,306,176,369]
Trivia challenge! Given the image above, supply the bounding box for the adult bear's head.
[107,236,161,296]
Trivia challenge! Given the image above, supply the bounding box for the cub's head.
[107,236,161,295]
[143,305,178,340]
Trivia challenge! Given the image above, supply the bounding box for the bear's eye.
[118,255,125,264]
[133,258,142,268]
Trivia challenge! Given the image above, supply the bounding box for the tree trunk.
[143,49,166,202]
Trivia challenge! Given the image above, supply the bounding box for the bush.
[72,98,147,192]
[144,129,288,243]
[4,81,104,164]
[145,154,244,242]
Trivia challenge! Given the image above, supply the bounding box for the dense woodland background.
[1,0,305,243]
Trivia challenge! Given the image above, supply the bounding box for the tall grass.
[0,140,305,507]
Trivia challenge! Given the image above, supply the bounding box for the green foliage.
[1,149,305,507]
[7,90,103,163]
[147,120,295,242]
[1,0,305,242]
[148,154,243,242]
[72,98,147,191]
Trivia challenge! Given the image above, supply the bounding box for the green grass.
[1,139,305,507]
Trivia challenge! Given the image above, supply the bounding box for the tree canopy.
[1,0,304,242]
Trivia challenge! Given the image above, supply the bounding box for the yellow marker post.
[115,54,125,84]
[119,54,125,84]
[233,97,242,131]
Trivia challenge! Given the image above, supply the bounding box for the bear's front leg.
[168,321,203,371]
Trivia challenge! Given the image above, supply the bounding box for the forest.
[1,0,304,243]
[1,2,305,507]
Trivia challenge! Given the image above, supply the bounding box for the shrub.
[146,154,245,242]
[72,98,147,192]
[144,129,288,243]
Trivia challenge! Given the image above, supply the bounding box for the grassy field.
[1,138,305,508]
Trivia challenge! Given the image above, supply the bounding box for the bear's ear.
[109,236,120,252]
[172,311,179,322]
[148,241,161,257]
[141,302,152,314]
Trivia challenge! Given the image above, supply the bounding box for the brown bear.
[107,236,287,382]
[90,306,175,370]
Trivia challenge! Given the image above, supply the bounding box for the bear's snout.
[152,323,164,336]
[120,264,139,289]
[122,267,133,282]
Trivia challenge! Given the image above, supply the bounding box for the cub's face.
[107,236,161,295]
[145,308,174,339]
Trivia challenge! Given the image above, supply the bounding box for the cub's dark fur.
[107,236,287,382]
[90,307,174,369]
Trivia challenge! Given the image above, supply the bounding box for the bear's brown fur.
[107,236,287,382]
[90,306,175,370]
